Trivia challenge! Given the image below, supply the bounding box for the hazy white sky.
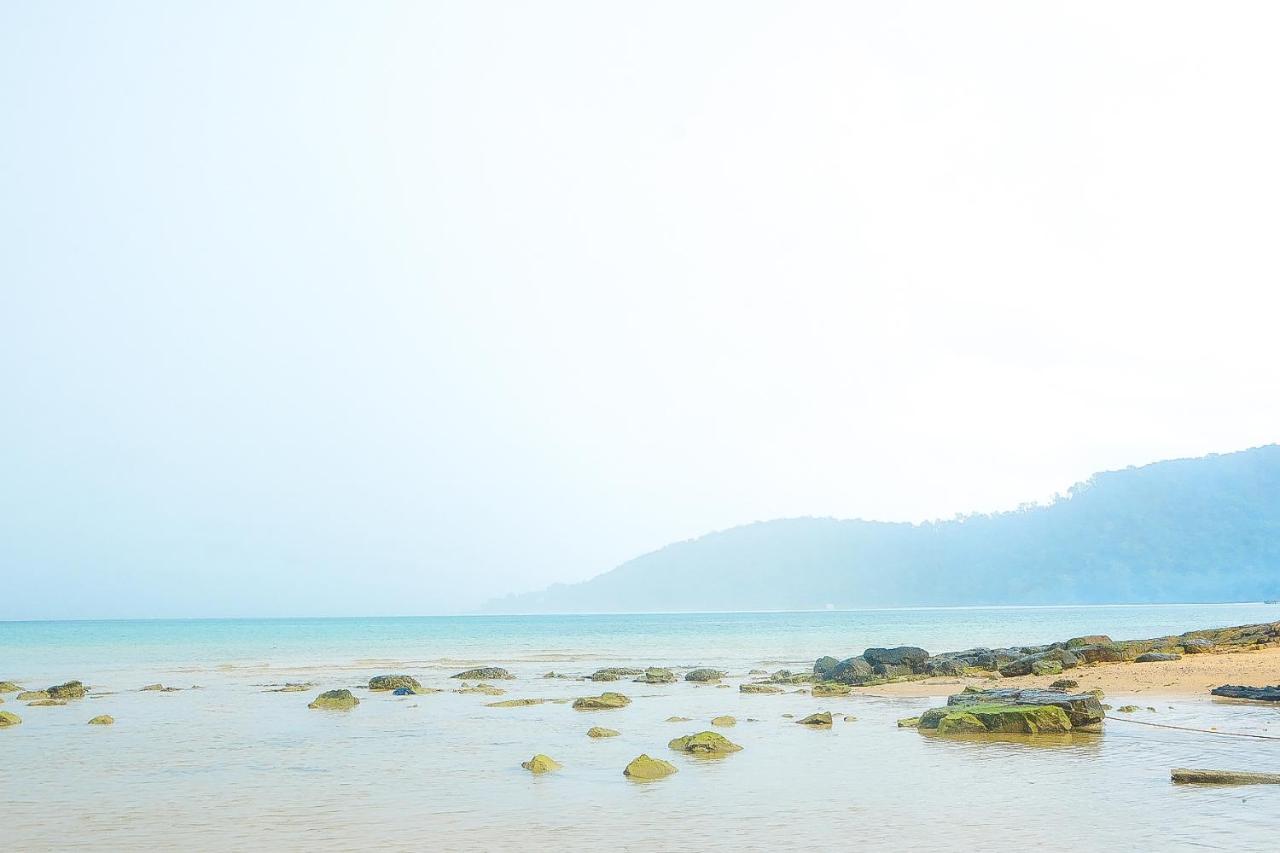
[3,2,1279,618]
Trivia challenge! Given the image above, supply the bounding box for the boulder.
[929,704,1072,735]
[623,754,677,780]
[590,668,642,682]
[1072,644,1131,664]
[88,715,114,725]
[947,687,1105,729]
[812,683,852,697]
[999,648,1079,678]
[1066,635,1113,648]
[863,647,930,673]
[831,657,874,684]
[796,712,833,727]
[47,681,87,700]
[710,715,736,727]
[684,668,726,683]
[924,657,966,677]
[0,710,21,727]
[1116,705,1140,713]
[1181,638,1214,654]
[308,689,359,710]
[668,731,743,754]
[587,726,620,738]
[634,667,677,684]
[572,692,631,710]
[1210,685,1280,702]
[813,656,840,679]
[739,683,783,694]
[1135,652,1181,663]
[368,675,424,692]
[16,691,48,701]
[897,717,920,728]
[27,699,66,707]
[767,669,811,684]
[451,667,514,680]
[521,754,561,773]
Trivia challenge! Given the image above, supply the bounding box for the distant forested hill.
[488,445,1280,612]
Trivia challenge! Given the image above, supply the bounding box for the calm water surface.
[3,604,1279,851]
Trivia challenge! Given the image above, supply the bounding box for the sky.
[3,2,1280,619]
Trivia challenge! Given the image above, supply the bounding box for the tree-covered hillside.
[489,445,1280,612]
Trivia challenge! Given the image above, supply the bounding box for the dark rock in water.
[812,682,852,697]
[47,681,87,700]
[0,710,21,727]
[392,687,415,696]
[947,687,1105,729]
[1211,684,1280,702]
[766,669,809,684]
[1135,652,1181,663]
[831,657,873,684]
[813,656,840,679]
[369,675,424,692]
[684,668,726,683]
[739,683,783,694]
[451,667,514,680]
[863,647,930,673]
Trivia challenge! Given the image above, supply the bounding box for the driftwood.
[1171,767,1280,785]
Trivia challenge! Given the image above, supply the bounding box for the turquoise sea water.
[4,604,1280,852]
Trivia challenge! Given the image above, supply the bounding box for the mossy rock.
[812,682,852,697]
[0,682,22,694]
[308,689,359,710]
[88,715,115,725]
[684,668,726,683]
[587,726,620,738]
[47,681,87,700]
[1030,658,1064,676]
[141,684,179,692]
[634,667,676,684]
[897,717,921,728]
[27,699,66,707]
[486,698,546,707]
[521,754,562,773]
[455,683,506,696]
[1116,705,1140,713]
[796,712,833,727]
[266,683,313,693]
[1066,635,1112,648]
[739,683,783,694]
[1050,678,1079,690]
[368,675,424,692]
[0,710,21,727]
[572,692,631,710]
[668,730,743,754]
[591,667,643,681]
[932,704,1072,735]
[451,667,514,680]
[665,715,692,722]
[17,691,50,701]
[623,754,678,780]
[710,715,736,727]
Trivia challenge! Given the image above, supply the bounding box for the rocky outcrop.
[684,668,726,683]
[521,754,561,773]
[1135,652,1181,663]
[633,668,676,684]
[46,681,87,700]
[455,683,506,696]
[308,689,359,710]
[451,667,514,680]
[572,692,631,710]
[924,704,1073,734]
[88,715,114,725]
[812,683,852,697]
[27,699,66,707]
[1211,684,1280,702]
[624,754,677,780]
[945,686,1105,729]
[668,731,742,754]
[368,675,424,692]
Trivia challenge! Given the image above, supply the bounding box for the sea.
[3,603,1279,851]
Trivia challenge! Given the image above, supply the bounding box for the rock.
[591,668,643,682]
[46,681,86,700]
[486,698,546,707]
[0,710,21,727]
[813,656,840,679]
[368,675,424,692]
[521,754,561,773]
[1135,652,1181,663]
[624,754,677,780]
[931,704,1072,734]
[924,658,966,677]
[739,683,783,694]
[1066,635,1113,648]
[1116,705,1140,713]
[455,684,506,696]
[308,689,359,710]
[947,687,1105,728]
[999,648,1079,677]
[1181,638,1214,654]
[451,667,514,680]
[572,692,631,710]
[812,682,852,697]
[715,684,731,689]
[831,656,874,684]
[88,715,114,725]
[587,726,620,738]
[1031,658,1064,676]
[665,716,692,722]
[0,682,22,693]
[668,730,743,754]
[897,717,920,728]
[710,715,736,727]
[542,671,571,679]
[634,667,676,684]
[392,687,414,696]
[16,691,49,701]
[1211,684,1280,702]
[1071,644,1130,664]
[767,669,812,684]
[1171,768,1280,785]
[1050,679,1079,689]
[27,700,66,707]
[796,712,833,727]
[265,683,313,693]
[141,684,179,692]
[843,715,857,722]
[684,668,726,683]
[863,647,930,673]
[748,669,766,675]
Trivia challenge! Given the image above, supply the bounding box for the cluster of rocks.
[812,646,933,686]
[1211,684,1280,702]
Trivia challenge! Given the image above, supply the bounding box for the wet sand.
[858,644,1280,698]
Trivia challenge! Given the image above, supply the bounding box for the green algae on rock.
[812,682,852,697]
[710,715,736,727]
[27,699,67,707]
[587,726,620,738]
[1116,705,1140,713]
[486,698,546,707]
[88,715,115,725]
[456,683,507,696]
[684,668,726,683]
[368,675,424,692]
[665,715,692,722]
[451,667,515,680]
[572,692,631,710]
[141,684,179,692]
[796,712,833,727]
[897,717,921,728]
[739,683,783,694]
[0,710,21,727]
[590,668,643,681]
[634,667,677,684]
[623,754,678,780]
[930,704,1072,735]
[17,691,50,702]
[308,689,359,710]
[47,681,87,700]
[0,682,21,693]
[521,754,562,773]
[1051,679,1079,690]
[668,730,743,754]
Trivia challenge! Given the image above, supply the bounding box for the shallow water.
[3,604,1279,851]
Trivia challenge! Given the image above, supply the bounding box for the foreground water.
[3,604,1279,851]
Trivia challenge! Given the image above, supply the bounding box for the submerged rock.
[1135,652,1181,663]
[1116,705,1140,713]
[0,682,22,693]
[710,715,736,727]
[542,671,571,679]
[521,754,562,774]
[1211,684,1280,702]
[265,683,313,693]
[455,683,506,696]
[634,667,677,684]
[16,691,48,701]
[572,692,631,710]
[308,689,359,710]
[739,683,783,694]
[591,668,644,682]
[27,699,66,707]
[767,669,812,685]
[368,675,424,692]
[0,710,21,727]
[812,682,852,697]
[47,681,87,700]
[796,712,833,727]
[947,687,1105,729]
[897,717,920,728]
[88,715,114,725]
[668,730,743,754]
[623,754,678,780]
[665,716,692,722]
[684,668,726,683]
[451,667,514,680]
[587,726,620,738]
[486,698,546,707]
[1172,767,1280,785]
[141,684,179,692]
